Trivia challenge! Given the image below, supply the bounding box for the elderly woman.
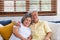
[10,13,32,40]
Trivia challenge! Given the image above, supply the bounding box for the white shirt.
[10,23,31,40]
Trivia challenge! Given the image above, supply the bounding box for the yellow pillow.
[0,22,14,40]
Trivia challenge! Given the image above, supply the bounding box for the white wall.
[0,0,60,21]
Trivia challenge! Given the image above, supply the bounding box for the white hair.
[27,10,38,14]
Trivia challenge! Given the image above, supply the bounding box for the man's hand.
[44,32,52,40]
[44,37,50,40]
[16,22,20,26]
[13,21,20,26]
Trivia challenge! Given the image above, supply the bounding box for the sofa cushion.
[48,22,60,40]
[0,22,14,40]
[0,20,12,26]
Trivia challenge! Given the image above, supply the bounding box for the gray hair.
[21,13,32,24]
[28,10,38,15]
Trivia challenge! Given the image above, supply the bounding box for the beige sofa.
[48,22,60,40]
[0,22,60,40]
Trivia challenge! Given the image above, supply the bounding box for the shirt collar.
[32,20,40,25]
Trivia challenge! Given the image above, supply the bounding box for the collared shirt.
[30,20,52,40]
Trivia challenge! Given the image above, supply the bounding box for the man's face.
[31,11,38,22]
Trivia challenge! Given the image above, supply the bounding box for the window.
[4,1,14,12]
[0,0,57,16]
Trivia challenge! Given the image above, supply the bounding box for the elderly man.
[30,11,52,40]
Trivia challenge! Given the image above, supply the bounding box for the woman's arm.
[13,27,26,40]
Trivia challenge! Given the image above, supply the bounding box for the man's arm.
[13,21,20,26]
[45,32,52,40]
[44,21,52,40]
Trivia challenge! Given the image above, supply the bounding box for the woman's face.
[23,17,31,27]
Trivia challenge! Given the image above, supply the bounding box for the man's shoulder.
[30,20,48,27]
[39,20,48,23]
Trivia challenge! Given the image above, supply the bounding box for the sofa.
[48,22,60,40]
[0,20,60,40]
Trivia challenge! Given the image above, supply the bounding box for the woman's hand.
[27,35,32,40]
[21,37,27,40]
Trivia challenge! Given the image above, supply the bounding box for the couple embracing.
[10,11,52,40]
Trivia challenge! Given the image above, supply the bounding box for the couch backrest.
[0,20,12,26]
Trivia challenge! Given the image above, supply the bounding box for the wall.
[0,0,60,21]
